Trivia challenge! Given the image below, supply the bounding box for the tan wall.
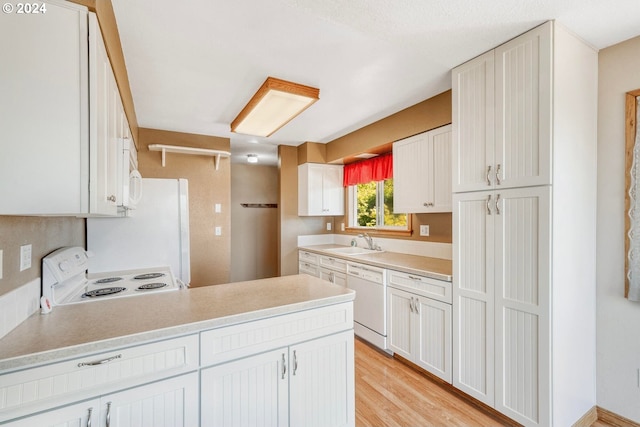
[297,142,327,165]
[137,128,231,287]
[230,164,278,282]
[69,0,139,145]
[0,217,84,297]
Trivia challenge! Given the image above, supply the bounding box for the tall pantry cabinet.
[451,22,597,427]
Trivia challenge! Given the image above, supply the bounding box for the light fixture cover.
[247,154,259,163]
[231,77,319,137]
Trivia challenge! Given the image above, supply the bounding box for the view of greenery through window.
[355,179,407,228]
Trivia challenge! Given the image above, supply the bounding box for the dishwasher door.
[346,263,387,350]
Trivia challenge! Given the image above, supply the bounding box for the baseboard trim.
[573,406,598,427]
[598,406,640,427]
[392,353,523,427]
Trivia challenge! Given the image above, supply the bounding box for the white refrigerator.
[86,178,191,285]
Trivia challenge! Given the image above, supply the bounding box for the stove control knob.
[58,261,72,272]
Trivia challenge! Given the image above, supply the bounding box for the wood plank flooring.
[354,338,612,427]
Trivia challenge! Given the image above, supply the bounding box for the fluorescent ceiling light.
[247,154,258,163]
[231,77,319,137]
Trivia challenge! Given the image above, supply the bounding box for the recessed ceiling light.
[247,154,259,164]
[231,77,319,138]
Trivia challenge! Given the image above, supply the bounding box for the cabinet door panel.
[103,372,198,427]
[495,23,552,189]
[393,133,430,213]
[494,186,550,426]
[452,51,495,192]
[2,399,99,427]
[386,288,413,359]
[452,191,494,405]
[323,165,345,215]
[416,297,452,383]
[289,331,354,427]
[432,126,452,211]
[201,349,288,427]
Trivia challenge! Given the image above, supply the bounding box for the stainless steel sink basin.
[324,246,383,255]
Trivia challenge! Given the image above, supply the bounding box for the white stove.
[42,246,182,306]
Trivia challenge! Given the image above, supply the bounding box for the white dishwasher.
[346,262,389,352]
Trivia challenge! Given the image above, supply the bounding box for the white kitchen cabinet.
[0,2,125,216]
[320,268,347,287]
[3,399,99,427]
[387,282,452,383]
[452,24,551,193]
[451,21,597,427]
[393,125,452,213]
[298,163,344,216]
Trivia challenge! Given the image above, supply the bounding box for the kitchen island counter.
[0,274,354,371]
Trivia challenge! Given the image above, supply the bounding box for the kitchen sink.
[324,246,383,255]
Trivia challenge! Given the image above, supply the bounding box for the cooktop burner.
[94,277,123,284]
[133,272,166,280]
[83,287,127,298]
[136,282,167,291]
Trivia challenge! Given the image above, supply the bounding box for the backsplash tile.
[0,278,40,339]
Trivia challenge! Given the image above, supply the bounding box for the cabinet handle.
[496,193,501,215]
[496,163,502,185]
[107,195,116,202]
[423,202,428,207]
[486,165,492,186]
[414,298,420,314]
[329,272,335,283]
[106,402,112,427]
[486,194,492,215]
[281,353,287,379]
[77,354,122,367]
[408,275,422,281]
[293,350,298,375]
[409,297,414,313]
[87,407,93,427]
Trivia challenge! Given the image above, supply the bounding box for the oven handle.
[78,354,122,368]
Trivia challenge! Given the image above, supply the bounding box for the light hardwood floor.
[354,338,612,427]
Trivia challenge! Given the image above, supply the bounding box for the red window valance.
[343,153,393,187]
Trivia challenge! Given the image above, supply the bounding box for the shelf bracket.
[148,144,230,171]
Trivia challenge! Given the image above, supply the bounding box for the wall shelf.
[148,144,231,170]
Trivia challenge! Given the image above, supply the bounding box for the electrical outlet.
[326,222,332,231]
[215,226,222,236]
[215,203,221,213]
[20,244,32,271]
[341,223,345,232]
[420,225,430,236]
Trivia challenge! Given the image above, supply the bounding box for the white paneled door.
[3,399,99,427]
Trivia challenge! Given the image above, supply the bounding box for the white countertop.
[0,275,354,372]
[299,244,453,281]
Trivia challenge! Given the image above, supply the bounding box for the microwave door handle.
[129,170,143,204]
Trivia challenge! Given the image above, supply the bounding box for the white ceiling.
[111,0,640,166]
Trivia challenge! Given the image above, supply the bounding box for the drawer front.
[298,250,319,264]
[201,302,353,366]
[320,268,347,287]
[387,270,452,304]
[299,261,320,277]
[0,334,199,422]
[319,255,347,273]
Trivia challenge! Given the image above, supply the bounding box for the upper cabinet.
[393,125,452,213]
[452,25,552,193]
[298,163,344,216]
[0,2,133,216]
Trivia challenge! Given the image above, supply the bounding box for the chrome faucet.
[357,233,375,250]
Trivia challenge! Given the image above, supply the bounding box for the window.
[349,179,408,230]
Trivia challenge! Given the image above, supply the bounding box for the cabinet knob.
[107,195,116,202]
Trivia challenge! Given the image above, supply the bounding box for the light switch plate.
[20,244,32,271]
[215,203,221,213]
[215,226,222,236]
[419,225,430,236]
[326,222,332,231]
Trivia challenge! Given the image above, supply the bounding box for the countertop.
[0,275,354,372]
[298,244,452,281]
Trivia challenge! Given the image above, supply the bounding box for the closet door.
[494,22,552,189]
[452,190,495,405]
[494,186,551,426]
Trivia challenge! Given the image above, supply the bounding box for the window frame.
[345,180,412,236]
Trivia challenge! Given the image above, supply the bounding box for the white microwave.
[117,138,142,215]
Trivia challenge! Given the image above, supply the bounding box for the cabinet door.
[452,190,495,405]
[289,330,355,427]
[320,268,347,287]
[452,50,495,193]
[88,14,117,216]
[495,22,552,189]
[415,296,452,383]
[322,165,345,215]
[430,125,452,212]
[393,132,430,213]
[201,349,288,427]
[494,186,550,426]
[101,372,198,427]
[3,399,99,427]
[386,287,413,360]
